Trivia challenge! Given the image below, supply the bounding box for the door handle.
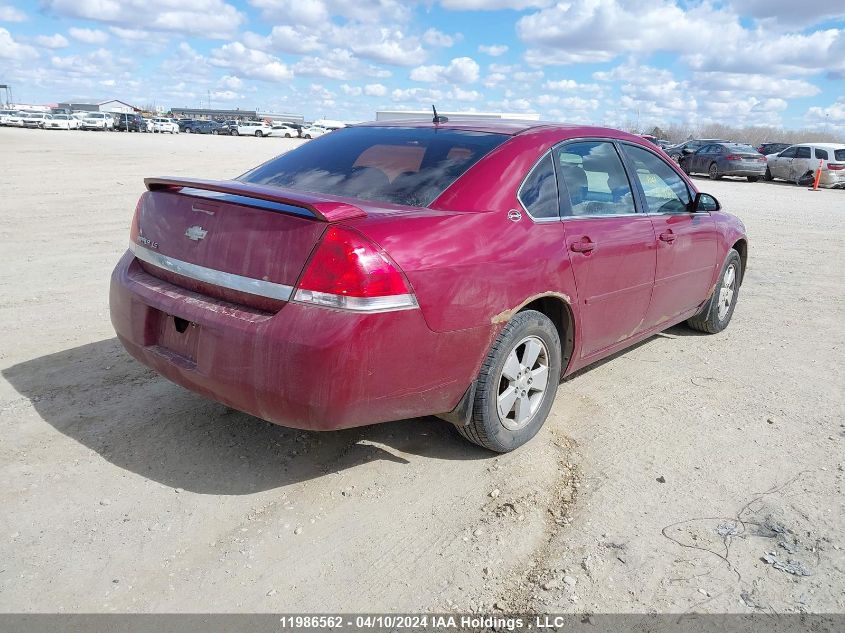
[659,231,676,242]
[570,238,595,253]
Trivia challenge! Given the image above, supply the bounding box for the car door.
[771,146,796,179]
[555,140,657,359]
[620,143,718,328]
[789,146,812,181]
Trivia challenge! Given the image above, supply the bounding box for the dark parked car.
[113,113,146,132]
[110,120,747,452]
[680,143,767,181]
[757,142,791,156]
[666,139,728,161]
[184,120,224,134]
[177,119,198,132]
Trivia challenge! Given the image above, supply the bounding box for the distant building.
[170,107,305,125]
[375,110,541,122]
[57,99,139,113]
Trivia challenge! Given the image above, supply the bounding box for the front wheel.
[747,176,759,182]
[686,249,741,334]
[708,163,721,180]
[255,130,262,137]
[456,310,562,453]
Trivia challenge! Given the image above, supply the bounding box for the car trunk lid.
[130,177,368,311]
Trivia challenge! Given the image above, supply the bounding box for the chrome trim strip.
[130,242,294,301]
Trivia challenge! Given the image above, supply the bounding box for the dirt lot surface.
[1,127,843,614]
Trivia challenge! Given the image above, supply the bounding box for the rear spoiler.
[144,177,366,222]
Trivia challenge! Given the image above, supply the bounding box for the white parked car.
[43,114,81,130]
[23,113,52,128]
[152,117,179,134]
[270,123,299,137]
[142,118,154,133]
[81,112,114,130]
[301,125,329,139]
[232,120,273,137]
[766,143,845,189]
[0,109,18,125]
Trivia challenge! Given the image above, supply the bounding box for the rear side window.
[815,148,828,160]
[835,149,845,161]
[518,154,559,219]
[241,126,508,207]
[555,141,635,216]
[622,144,691,214]
[795,147,811,158]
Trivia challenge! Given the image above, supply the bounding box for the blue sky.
[1,1,843,131]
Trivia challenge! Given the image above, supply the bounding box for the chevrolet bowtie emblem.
[185,225,208,241]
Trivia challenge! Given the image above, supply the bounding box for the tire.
[285,133,291,138]
[255,130,262,137]
[456,310,562,453]
[304,134,311,139]
[764,167,773,181]
[185,128,191,133]
[681,160,690,175]
[212,130,218,135]
[747,176,759,182]
[686,249,742,334]
[708,163,722,180]
[232,129,239,136]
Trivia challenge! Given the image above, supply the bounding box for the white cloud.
[218,75,243,90]
[250,0,410,24]
[210,42,293,82]
[478,44,508,56]
[0,27,37,60]
[691,72,821,99]
[422,28,457,47]
[243,25,322,54]
[364,83,387,96]
[440,0,551,9]
[0,5,26,21]
[44,0,244,39]
[35,33,69,49]
[348,28,426,66]
[806,99,845,129]
[211,89,243,101]
[341,84,362,96]
[410,56,480,83]
[68,27,109,44]
[728,0,845,29]
[543,78,601,93]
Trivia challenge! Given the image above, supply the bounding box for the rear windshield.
[726,144,757,153]
[241,126,509,207]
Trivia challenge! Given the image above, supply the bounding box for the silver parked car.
[680,143,767,182]
[766,144,845,188]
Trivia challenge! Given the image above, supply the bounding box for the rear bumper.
[722,164,767,177]
[110,252,489,430]
[820,171,845,188]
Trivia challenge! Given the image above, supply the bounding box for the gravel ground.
[0,127,843,614]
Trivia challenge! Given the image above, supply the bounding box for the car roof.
[788,142,845,149]
[350,118,654,139]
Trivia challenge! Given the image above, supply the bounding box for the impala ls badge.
[185,225,208,241]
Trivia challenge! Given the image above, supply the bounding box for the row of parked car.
[0,109,336,139]
[651,137,845,189]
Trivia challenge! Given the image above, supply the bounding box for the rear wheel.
[747,176,759,182]
[456,310,561,453]
[687,249,741,334]
[232,128,239,136]
[708,163,721,180]
[255,130,262,137]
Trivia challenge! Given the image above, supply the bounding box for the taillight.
[294,225,417,312]
[724,154,740,161]
[827,163,845,171]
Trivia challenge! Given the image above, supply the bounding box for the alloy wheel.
[496,336,551,431]
[717,264,736,321]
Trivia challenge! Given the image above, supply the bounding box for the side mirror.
[693,192,720,212]
[683,148,694,154]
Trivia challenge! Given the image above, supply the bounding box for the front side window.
[241,126,508,207]
[780,147,797,158]
[622,144,691,214]
[795,147,811,159]
[518,153,559,219]
[555,141,635,216]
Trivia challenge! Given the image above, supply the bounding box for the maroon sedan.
[110,119,747,452]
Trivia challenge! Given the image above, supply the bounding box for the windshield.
[241,126,509,207]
